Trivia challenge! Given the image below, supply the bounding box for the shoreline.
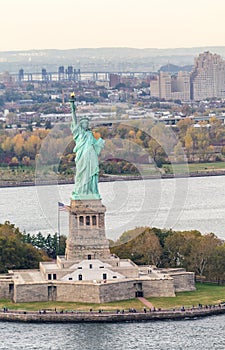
[0,305,225,323]
[1,170,225,188]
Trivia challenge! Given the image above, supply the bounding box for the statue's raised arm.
[69,93,105,201]
[69,92,77,126]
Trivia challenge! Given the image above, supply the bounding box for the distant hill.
[0,46,224,74]
[159,63,193,73]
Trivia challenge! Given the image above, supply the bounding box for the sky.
[1,0,225,51]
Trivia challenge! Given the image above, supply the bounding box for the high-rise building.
[159,72,172,99]
[109,73,120,88]
[171,71,190,101]
[150,76,160,98]
[150,71,190,101]
[190,51,225,101]
[150,72,171,99]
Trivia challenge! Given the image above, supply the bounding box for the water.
[1,175,225,240]
[0,315,225,349]
[1,176,225,347]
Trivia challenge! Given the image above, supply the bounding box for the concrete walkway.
[138,297,154,309]
[1,305,225,323]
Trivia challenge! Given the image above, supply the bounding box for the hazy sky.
[1,0,225,51]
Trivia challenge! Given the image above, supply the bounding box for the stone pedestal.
[65,199,111,262]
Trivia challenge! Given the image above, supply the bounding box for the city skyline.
[1,0,225,52]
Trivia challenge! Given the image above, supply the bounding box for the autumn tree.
[176,118,194,140]
[184,132,194,161]
[209,116,224,144]
[173,141,186,163]
[13,134,24,158]
[1,136,14,155]
[24,134,41,159]
[148,138,166,167]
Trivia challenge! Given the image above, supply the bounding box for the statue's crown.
[80,117,89,123]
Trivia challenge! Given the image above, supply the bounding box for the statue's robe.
[71,121,104,200]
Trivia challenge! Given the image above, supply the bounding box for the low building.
[0,199,195,303]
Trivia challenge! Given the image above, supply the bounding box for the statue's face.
[80,119,89,130]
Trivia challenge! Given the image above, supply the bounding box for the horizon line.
[1,45,225,53]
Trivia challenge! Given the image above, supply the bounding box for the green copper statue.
[69,93,105,200]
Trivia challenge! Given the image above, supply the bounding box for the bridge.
[11,67,152,83]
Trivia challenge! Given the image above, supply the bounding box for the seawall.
[1,171,225,188]
[0,306,225,323]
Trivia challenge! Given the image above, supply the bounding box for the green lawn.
[136,164,161,176]
[163,162,225,175]
[0,165,72,183]
[0,298,143,312]
[1,162,225,183]
[0,166,35,182]
[105,162,225,177]
[149,283,225,309]
[0,283,225,312]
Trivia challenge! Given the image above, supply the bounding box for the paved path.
[138,297,154,309]
[1,305,225,322]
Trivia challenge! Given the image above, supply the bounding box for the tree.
[164,231,187,267]
[0,222,49,272]
[138,229,162,266]
[164,230,201,268]
[45,120,52,129]
[13,134,24,158]
[188,233,221,277]
[113,227,147,246]
[111,226,225,279]
[148,138,166,167]
[111,228,162,266]
[194,124,211,162]
[176,118,193,139]
[10,156,19,166]
[24,134,41,159]
[174,141,185,163]
[22,231,66,259]
[22,156,31,166]
[207,245,225,284]
[26,83,34,91]
[184,132,194,161]
[1,136,13,154]
[181,104,193,116]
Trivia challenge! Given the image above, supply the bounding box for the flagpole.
[57,203,60,255]
[57,202,66,256]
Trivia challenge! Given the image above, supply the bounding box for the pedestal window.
[86,216,90,226]
[92,215,97,226]
[79,216,84,226]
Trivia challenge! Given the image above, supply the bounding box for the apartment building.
[150,71,190,101]
[190,51,225,100]
[171,71,190,101]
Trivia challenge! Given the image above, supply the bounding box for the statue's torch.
[69,92,77,124]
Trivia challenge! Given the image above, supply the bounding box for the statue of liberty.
[69,93,105,200]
